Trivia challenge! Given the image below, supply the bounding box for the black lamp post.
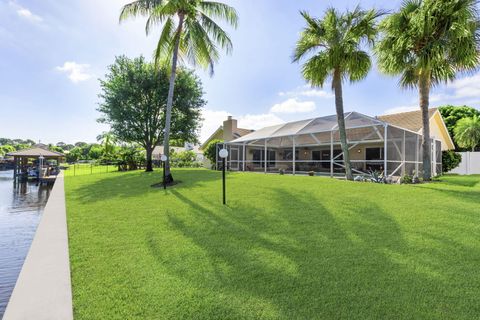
[161,154,168,190]
[219,148,229,205]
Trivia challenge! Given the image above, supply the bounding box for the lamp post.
[219,148,229,205]
[161,154,168,190]
[39,155,44,179]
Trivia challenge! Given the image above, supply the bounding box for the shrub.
[171,150,201,168]
[204,139,223,169]
[400,174,413,184]
[442,150,462,173]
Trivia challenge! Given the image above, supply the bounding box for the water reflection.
[0,170,51,317]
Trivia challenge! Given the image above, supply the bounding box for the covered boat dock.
[6,147,65,184]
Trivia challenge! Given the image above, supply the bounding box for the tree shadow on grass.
[141,186,480,319]
[435,175,480,188]
[67,169,223,204]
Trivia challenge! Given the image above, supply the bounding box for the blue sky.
[1,0,479,144]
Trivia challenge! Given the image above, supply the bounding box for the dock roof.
[7,147,65,158]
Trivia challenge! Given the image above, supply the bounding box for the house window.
[365,147,384,160]
[282,149,299,161]
[252,149,262,167]
[252,149,276,167]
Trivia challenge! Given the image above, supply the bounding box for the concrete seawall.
[3,172,73,320]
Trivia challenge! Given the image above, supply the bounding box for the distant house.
[200,116,254,150]
[152,144,204,163]
[216,109,453,179]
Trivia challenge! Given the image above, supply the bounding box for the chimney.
[223,116,237,142]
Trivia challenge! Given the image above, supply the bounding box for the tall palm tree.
[376,0,479,180]
[120,0,238,182]
[454,115,480,151]
[96,131,117,156]
[293,7,383,180]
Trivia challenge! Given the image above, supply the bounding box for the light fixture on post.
[38,155,44,180]
[160,154,168,190]
[219,148,229,205]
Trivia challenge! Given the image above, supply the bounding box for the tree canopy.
[97,55,205,171]
[454,115,480,151]
[439,105,480,149]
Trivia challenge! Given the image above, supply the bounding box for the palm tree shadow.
[142,186,468,318]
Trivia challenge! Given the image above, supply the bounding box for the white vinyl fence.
[450,152,480,175]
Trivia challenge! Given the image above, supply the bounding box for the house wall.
[428,112,455,151]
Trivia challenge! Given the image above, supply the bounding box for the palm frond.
[198,1,239,28]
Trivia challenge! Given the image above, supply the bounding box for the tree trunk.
[332,70,353,181]
[419,74,432,181]
[162,13,185,184]
[145,146,153,172]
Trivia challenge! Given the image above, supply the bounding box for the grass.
[65,169,480,319]
[63,163,117,177]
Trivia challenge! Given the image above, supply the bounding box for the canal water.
[0,170,51,317]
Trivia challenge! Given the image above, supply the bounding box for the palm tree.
[376,0,479,180]
[454,115,480,151]
[120,0,238,183]
[96,132,117,156]
[293,7,383,180]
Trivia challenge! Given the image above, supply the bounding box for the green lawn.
[65,169,480,319]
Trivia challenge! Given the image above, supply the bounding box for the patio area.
[218,112,442,178]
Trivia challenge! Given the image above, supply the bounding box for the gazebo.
[7,146,65,182]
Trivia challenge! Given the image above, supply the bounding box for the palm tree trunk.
[333,70,353,181]
[419,74,432,181]
[162,13,185,183]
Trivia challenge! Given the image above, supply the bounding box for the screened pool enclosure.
[217,112,442,178]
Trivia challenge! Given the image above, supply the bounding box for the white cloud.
[199,108,285,143]
[56,62,93,83]
[449,73,480,99]
[9,2,43,23]
[383,105,418,115]
[270,98,316,114]
[279,86,333,99]
[237,113,284,130]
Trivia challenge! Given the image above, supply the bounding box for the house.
[152,144,204,162]
[200,116,254,150]
[217,109,454,179]
[377,108,454,150]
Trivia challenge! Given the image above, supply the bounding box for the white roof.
[230,112,385,143]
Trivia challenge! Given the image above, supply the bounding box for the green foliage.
[170,150,200,168]
[204,139,223,169]
[117,146,145,171]
[87,145,103,160]
[98,56,205,170]
[66,147,83,163]
[0,138,35,146]
[293,7,383,181]
[293,7,383,87]
[48,144,64,153]
[454,115,480,151]
[120,0,238,75]
[400,174,413,184]
[0,145,15,157]
[439,106,480,149]
[376,0,479,89]
[442,150,462,173]
[66,170,480,319]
